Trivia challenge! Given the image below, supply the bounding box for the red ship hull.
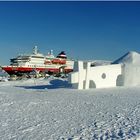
[2,66,73,75]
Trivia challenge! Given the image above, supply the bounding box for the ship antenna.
[50,50,53,55]
[33,46,38,55]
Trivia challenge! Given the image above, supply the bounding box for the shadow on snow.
[15,79,72,90]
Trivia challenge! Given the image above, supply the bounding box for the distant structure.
[68,51,140,89]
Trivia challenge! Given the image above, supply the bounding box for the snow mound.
[0,69,9,77]
[112,51,140,65]
[112,51,140,86]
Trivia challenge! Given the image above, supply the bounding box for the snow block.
[68,61,122,89]
[68,61,86,89]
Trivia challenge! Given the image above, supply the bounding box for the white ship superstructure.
[2,46,74,75]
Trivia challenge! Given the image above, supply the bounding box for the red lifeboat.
[44,59,52,65]
[52,58,66,64]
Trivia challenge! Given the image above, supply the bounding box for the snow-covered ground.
[0,78,140,140]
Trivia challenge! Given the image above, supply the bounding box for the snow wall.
[113,51,140,87]
[122,64,140,86]
[69,51,140,89]
[68,61,122,89]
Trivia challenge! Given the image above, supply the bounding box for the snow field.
[0,78,139,140]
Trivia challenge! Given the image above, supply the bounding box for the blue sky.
[0,1,140,65]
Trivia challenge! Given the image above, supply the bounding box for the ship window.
[31,56,44,59]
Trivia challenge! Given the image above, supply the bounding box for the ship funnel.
[33,46,38,55]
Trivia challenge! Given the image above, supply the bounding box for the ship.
[2,46,74,76]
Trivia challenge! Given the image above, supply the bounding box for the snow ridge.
[112,51,140,65]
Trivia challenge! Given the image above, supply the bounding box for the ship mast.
[50,50,53,55]
[33,46,38,55]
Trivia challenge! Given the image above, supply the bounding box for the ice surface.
[0,78,140,139]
